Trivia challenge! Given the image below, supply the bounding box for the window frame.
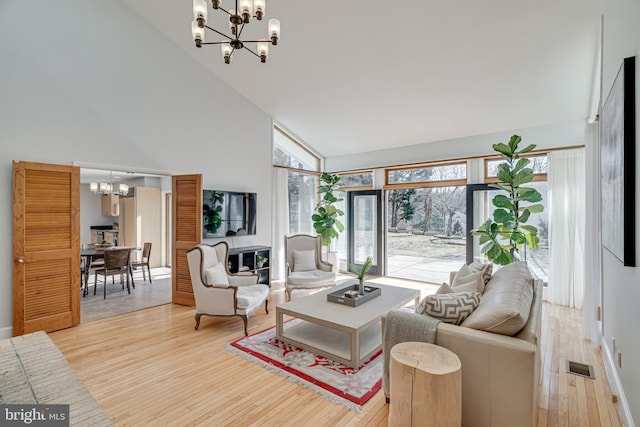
[273,125,321,172]
[385,160,468,189]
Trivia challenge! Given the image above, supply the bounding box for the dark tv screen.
[203,190,256,237]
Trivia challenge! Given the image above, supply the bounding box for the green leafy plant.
[203,191,224,234]
[349,256,373,283]
[312,172,345,254]
[256,254,268,266]
[472,135,544,265]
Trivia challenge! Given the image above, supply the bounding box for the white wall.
[601,0,640,424]
[325,120,587,171]
[0,0,273,337]
[80,185,115,244]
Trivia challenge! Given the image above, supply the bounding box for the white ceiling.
[120,0,601,158]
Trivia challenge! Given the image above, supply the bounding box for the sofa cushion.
[461,271,534,336]
[287,270,335,287]
[293,250,317,272]
[487,261,532,287]
[236,285,269,310]
[416,292,481,325]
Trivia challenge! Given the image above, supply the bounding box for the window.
[339,171,373,189]
[387,162,466,187]
[273,126,320,172]
[287,171,318,235]
[485,154,548,181]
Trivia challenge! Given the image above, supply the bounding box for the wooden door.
[172,174,202,306]
[13,161,80,336]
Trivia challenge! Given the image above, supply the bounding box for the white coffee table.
[275,282,420,369]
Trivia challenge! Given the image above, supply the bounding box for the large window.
[387,162,466,186]
[287,171,318,235]
[273,126,320,171]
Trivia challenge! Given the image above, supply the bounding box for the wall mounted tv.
[203,190,257,238]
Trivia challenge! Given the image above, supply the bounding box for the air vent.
[566,360,595,379]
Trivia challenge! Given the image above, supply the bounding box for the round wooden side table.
[388,341,462,427]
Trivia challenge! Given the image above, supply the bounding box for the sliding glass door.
[348,190,383,275]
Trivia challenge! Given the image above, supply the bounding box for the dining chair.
[94,248,131,299]
[131,242,152,283]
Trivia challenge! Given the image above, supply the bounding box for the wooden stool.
[388,341,461,427]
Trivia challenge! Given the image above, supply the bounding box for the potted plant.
[349,256,373,295]
[256,254,268,268]
[472,135,544,265]
[312,172,345,269]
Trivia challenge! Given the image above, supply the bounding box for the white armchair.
[284,234,337,300]
[186,242,269,336]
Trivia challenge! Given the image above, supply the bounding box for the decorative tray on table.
[327,284,381,307]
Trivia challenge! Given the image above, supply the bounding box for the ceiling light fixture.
[191,0,280,64]
[90,171,129,196]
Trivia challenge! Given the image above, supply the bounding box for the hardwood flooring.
[49,283,622,426]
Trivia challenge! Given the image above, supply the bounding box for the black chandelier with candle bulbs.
[192,0,280,64]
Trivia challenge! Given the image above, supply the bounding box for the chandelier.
[191,0,280,64]
[90,171,129,196]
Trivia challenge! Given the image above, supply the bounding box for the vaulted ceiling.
[121,0,602,158]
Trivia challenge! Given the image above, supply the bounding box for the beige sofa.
[382,262,543,427]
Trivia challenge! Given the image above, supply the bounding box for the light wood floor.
[49,283,622,426]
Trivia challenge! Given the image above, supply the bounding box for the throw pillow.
[436,283,455,294]
[440,279,483,294]
[205,262,230,287]
[293,250,316,272]
[451,266,485,293]
[468,261,493,285]
[416,292,481,325]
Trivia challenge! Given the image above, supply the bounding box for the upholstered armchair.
[186,242,269,336]
[284,234,337,300]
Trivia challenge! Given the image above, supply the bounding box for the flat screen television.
[203,190,257,238]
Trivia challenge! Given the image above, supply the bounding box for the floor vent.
[566,360,595,379]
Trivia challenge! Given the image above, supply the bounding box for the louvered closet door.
[12,161,80,336]
[172,174,202,306]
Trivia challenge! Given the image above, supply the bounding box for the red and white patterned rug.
[227,320,382,411]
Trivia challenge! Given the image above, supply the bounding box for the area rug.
[226,320,382,411]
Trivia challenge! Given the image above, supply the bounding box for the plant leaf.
[526,203,544,213]
[492,195,513,209]
[518,144,536,154]
[493,143,513,157]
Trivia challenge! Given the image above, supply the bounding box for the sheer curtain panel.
[548,148,586,308]
[272,168,289,281]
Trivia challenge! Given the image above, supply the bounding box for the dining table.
[81,246,140,296]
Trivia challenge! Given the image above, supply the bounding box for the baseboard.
[0,326,13,340]
[602,341,636,427]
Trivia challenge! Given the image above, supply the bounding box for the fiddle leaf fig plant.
[472,135,544,265]
[312,172,345,256]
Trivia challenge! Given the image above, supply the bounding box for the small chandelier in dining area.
[191,0,280,64]
[90,171,129,196]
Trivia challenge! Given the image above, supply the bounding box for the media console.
[228,245,271,286]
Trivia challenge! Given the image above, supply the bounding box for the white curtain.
[271,168,289,281]
[547,148,586,308]
[582,123,602,346]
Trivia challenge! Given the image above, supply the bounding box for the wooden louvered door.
[13,161,80,336]
[172,174,202,305]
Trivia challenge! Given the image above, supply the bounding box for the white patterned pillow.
[416,292,481,325]
[469,261,493,285]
